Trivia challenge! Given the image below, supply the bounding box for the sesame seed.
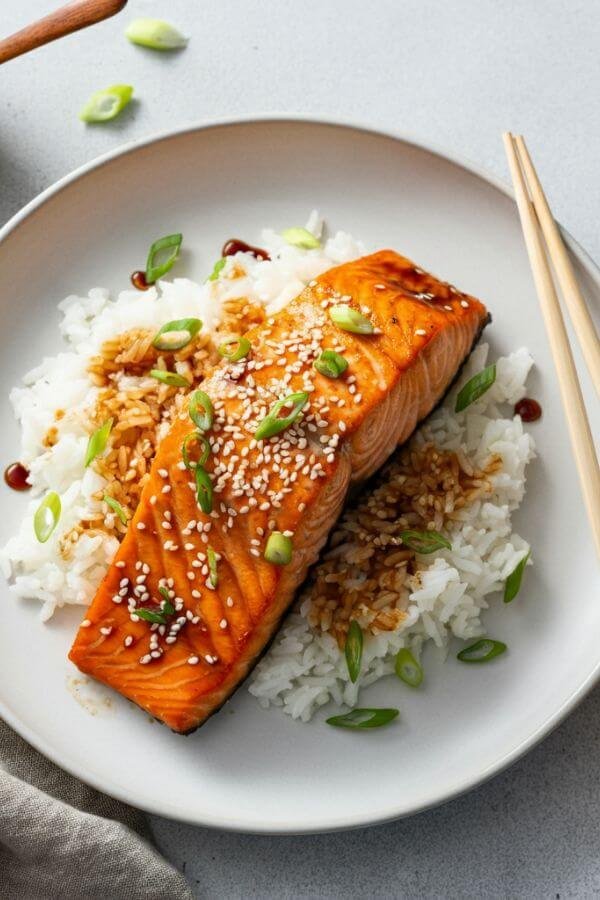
[460,299,469,308]
[124,635,133,647]
[158,468,168,478]
[115,561,126,569]
[80,619,91,628]
[415,329,427,336]
[136,522,146,531]
[100,626,113,636]
[188,656,200,666]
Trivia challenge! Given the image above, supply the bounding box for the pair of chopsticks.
[503,133,600,559]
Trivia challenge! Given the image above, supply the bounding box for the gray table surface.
[2,1,600,897]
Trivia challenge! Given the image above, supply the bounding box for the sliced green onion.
[254,392,309,441]
[218,335,251,362]
[125,18,188,50]
[326,708,399,730]
[134,608,167,625]
[84,418,114,468]
[457,638,507,663]
[329,304,374,335]
[314,349,349,379]
[189,390,214,431]
[103,494,128,525]
[158,586,175,615]
[145,233,183,284]
[207,258,226,282]
[194,466,213,514]
[395,648,423,687]
[79,84,133,123]
[455,364,496,413]
[207,547,218,588]
[264,532,292,565]
[344,621,363,684]
[504,550,531,603]
[182,432,211,470]
[150,369,190,388]
[281,227,321,249]
[152,318,202,351]
[398,530,451,554]
[33,492,61,543]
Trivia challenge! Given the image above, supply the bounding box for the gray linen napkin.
[0,718,193,900]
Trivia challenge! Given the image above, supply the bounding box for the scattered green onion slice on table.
[455,364,496,413]
[395,648,423,687]
[150,369,190,388]
[264,532,292,565]
[152,318,202,351]
[207,547,218,588]
[84,418,114,467]
[158,586,175,615]
[194,466,213,514]
[218,335,251,362]
[281,227,321,249]
[326,708,399,730]
[33,492,61,543]
[329,304,374,335]
[206,258,226,282]
[189,390,214,431]
[398,530,451,554]
[313,350,348,378]
[103,494,128,525]
[182,432,211,470]
[504,550,531,603]
[344,621,363,684]
[254,392,309,440]
[125,18,188,50]
[79,85,133,123]
[134,608,167,625]
[145,233,183,284]
[457,638,507,663]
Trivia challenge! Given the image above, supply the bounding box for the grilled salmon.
[69,251,489,733]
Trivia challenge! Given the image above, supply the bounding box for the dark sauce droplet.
[514,397,542,422]
[131,270,151,291]
[221,239,270,261]
[4,462,31,491]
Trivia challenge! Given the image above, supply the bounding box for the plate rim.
[1,113,599,834]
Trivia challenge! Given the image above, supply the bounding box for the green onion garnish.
[326,708,399,730]
[189,390,214,431]
[264,532,292,565]
[79,85,133,123]
[398,530,451,554]
[145,233,183,284]
[455,364,496,413]
[158,586,175,615]
[194,466,213,514]
[457,638,507,663]
[104,494,128,525]
[33,491,61,543]
[152,318,202,352]
[254,392,309,441]
[84,418,114,468]
[207,547,218,588]
[207,258,226,282]
[134,608,167,625]
[395,648,423,687]
[344,620,363,684]
[150,369,190,388]
[329,305,374,335]
[182,432,211,470]
[218,336,251,362]
[125,18,188,50]
[281,227,321,249]
[504,550,531,603]
[313,350,349,379]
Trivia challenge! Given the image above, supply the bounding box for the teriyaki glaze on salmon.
[69,250,489,733]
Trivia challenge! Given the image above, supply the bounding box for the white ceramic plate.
[0,117,598,833]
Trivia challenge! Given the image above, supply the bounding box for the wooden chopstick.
[515,135,600,395]
[503,132,600,559]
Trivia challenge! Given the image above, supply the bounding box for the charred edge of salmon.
[172,312,492,737]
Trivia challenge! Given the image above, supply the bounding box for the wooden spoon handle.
[0,0,128,65]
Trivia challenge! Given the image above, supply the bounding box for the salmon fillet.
[69,251,489,733]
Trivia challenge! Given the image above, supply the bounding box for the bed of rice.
[1,212,534,723]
